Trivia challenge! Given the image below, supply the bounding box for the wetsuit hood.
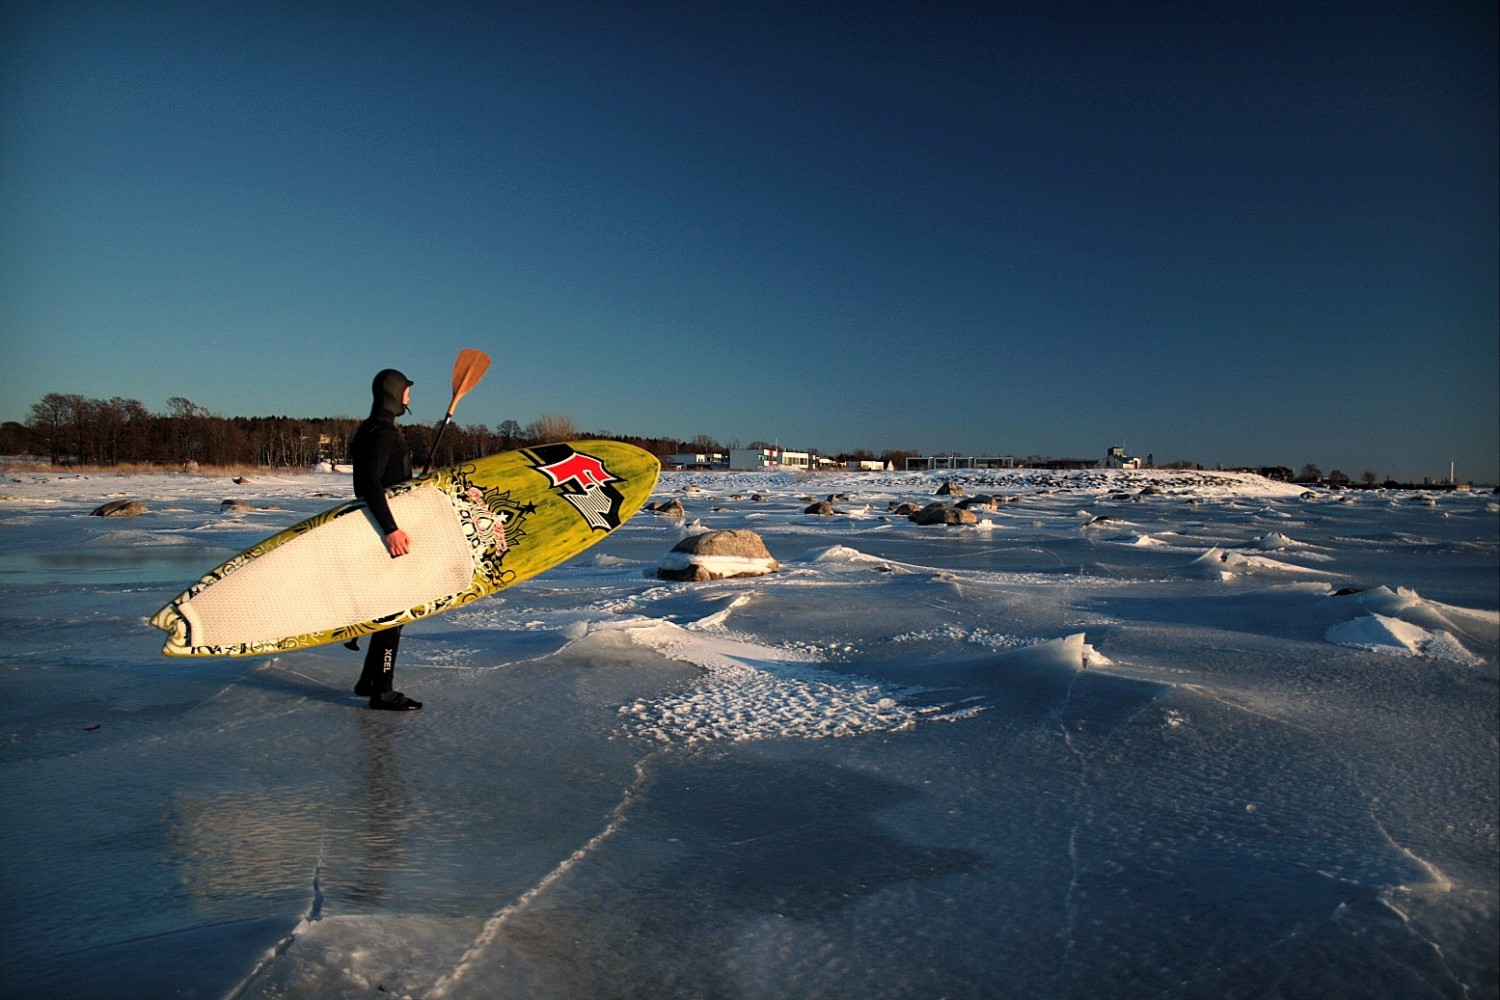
[369,369,413,420]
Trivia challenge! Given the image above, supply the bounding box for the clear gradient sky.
[3,1,1496,482]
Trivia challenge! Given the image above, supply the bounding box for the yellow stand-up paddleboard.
[151,440,660,657]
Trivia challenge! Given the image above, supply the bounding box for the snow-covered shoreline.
[0,462,1342,505]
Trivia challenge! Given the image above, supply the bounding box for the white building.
[666,453,724,469]
[1103,446,1143,470]
[728,447,811,471]
[905,455,1017,470]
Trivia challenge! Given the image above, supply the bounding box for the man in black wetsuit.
[350,368,423,711]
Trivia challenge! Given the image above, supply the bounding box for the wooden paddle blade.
[451,349,491,399]
[426,349,491,471]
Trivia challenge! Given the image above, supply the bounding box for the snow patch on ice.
[612,620,929,744]
[1254,532,1306,550]
[790,544,886,566]
[1185,547,1332,580]
[1111,533,1168,547]
[1354,585,1500,627]
[1326,614,1482,664]
[657,551,779,578]
[890,624,1035,650]
[684,592,753,630]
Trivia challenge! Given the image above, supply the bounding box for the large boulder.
[90,500,147,517]
[908,502,977,526]
[658,529,779,582]
[220,499,282,513]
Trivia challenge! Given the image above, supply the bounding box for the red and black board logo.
[525,445,627,532]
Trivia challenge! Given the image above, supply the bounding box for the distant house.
[846,460,890,471]
[1102,446,1143,470]
[728,447,811,471]
[666,453,724,469]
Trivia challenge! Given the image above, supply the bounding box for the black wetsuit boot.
[361,626,421,710]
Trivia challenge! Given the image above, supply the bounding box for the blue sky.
[3,1,1496,482]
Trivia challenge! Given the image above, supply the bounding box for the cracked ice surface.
[0,468,1495,998]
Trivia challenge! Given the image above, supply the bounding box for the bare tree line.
[0,394,722,470]
[0,394,1411,485]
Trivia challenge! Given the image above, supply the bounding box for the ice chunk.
[1326,613,1482,664]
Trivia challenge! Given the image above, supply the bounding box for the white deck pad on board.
[176,487,474,649]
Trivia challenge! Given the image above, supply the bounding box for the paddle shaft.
[422,414,456,475]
